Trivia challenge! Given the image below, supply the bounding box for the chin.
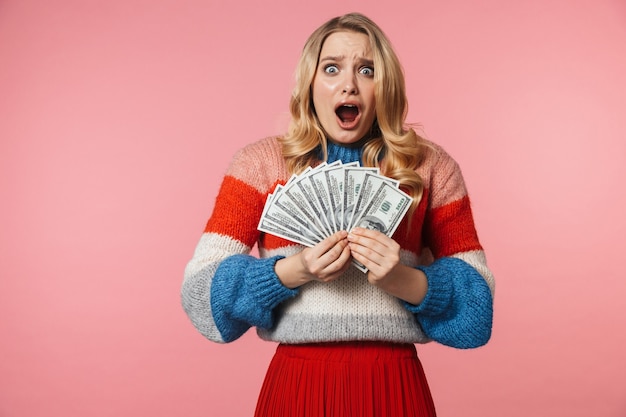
[328,131,367,145]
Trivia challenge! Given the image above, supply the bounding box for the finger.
[313,231,349,257]
[349,241,381,267]
[350,247,390,281]
[349,226,389,241]
[316,232,350,265]
[348,234,400,275]
[303,234,349,279]
[347,229,388,258]
[318,244,352,282]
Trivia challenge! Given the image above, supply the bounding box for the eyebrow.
[319,55,374,66]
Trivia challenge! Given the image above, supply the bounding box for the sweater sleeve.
[181,139,298,343]
[209,255,298,342]
[405,146,495,349]
[405,256,493,348]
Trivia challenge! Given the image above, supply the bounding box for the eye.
[359,66,374,77]
[324,64,339,74]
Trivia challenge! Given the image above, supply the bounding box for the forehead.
[319,30,372,59]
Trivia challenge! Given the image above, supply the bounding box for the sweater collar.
[324,140,364,164]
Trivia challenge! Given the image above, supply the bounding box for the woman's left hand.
[347,227,401,285]
[347,227,428,305]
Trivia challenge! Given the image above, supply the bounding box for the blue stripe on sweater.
[211,255,298,342]
[406,257,493,349]
[324,141,363,164]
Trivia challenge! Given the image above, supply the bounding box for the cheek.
[314,78,340,98]
[311,82,324,109]
[366,86,377,106]
[312,88,333,116]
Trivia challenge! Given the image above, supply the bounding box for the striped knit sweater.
[182,136,494,349]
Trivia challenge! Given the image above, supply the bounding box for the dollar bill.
[259,186,322,242]
[282,175,331,239]
[258,193,314,246]
[258,216,317,247]
[342,166,379,231]
[346,172,399,232]
[307,165,340,233]
[292,172,333,236]
[351,181,412,237]
[323,162,358,233]
[271,186,327,242]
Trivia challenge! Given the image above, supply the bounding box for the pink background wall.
[1,1,625,416]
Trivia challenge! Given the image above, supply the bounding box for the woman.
[182,12,494,417]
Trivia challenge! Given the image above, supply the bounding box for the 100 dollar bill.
[351,182,412,237]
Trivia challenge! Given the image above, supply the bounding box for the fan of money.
[258,161,413,271]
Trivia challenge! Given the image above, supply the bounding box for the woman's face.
[312,31,377,145]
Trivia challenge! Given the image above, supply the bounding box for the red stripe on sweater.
[423,195,482,258]
[260,233,300,251]
[393,188,429,253]
[204,176,265,247]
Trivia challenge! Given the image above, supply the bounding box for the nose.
[342,73,358,95]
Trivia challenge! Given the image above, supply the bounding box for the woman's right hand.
[275,231,352,289]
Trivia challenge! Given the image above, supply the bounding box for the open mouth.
[335,104,360,124]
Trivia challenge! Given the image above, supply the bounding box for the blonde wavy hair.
[278,12,428,215]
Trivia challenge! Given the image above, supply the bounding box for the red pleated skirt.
[254,341,436,417]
